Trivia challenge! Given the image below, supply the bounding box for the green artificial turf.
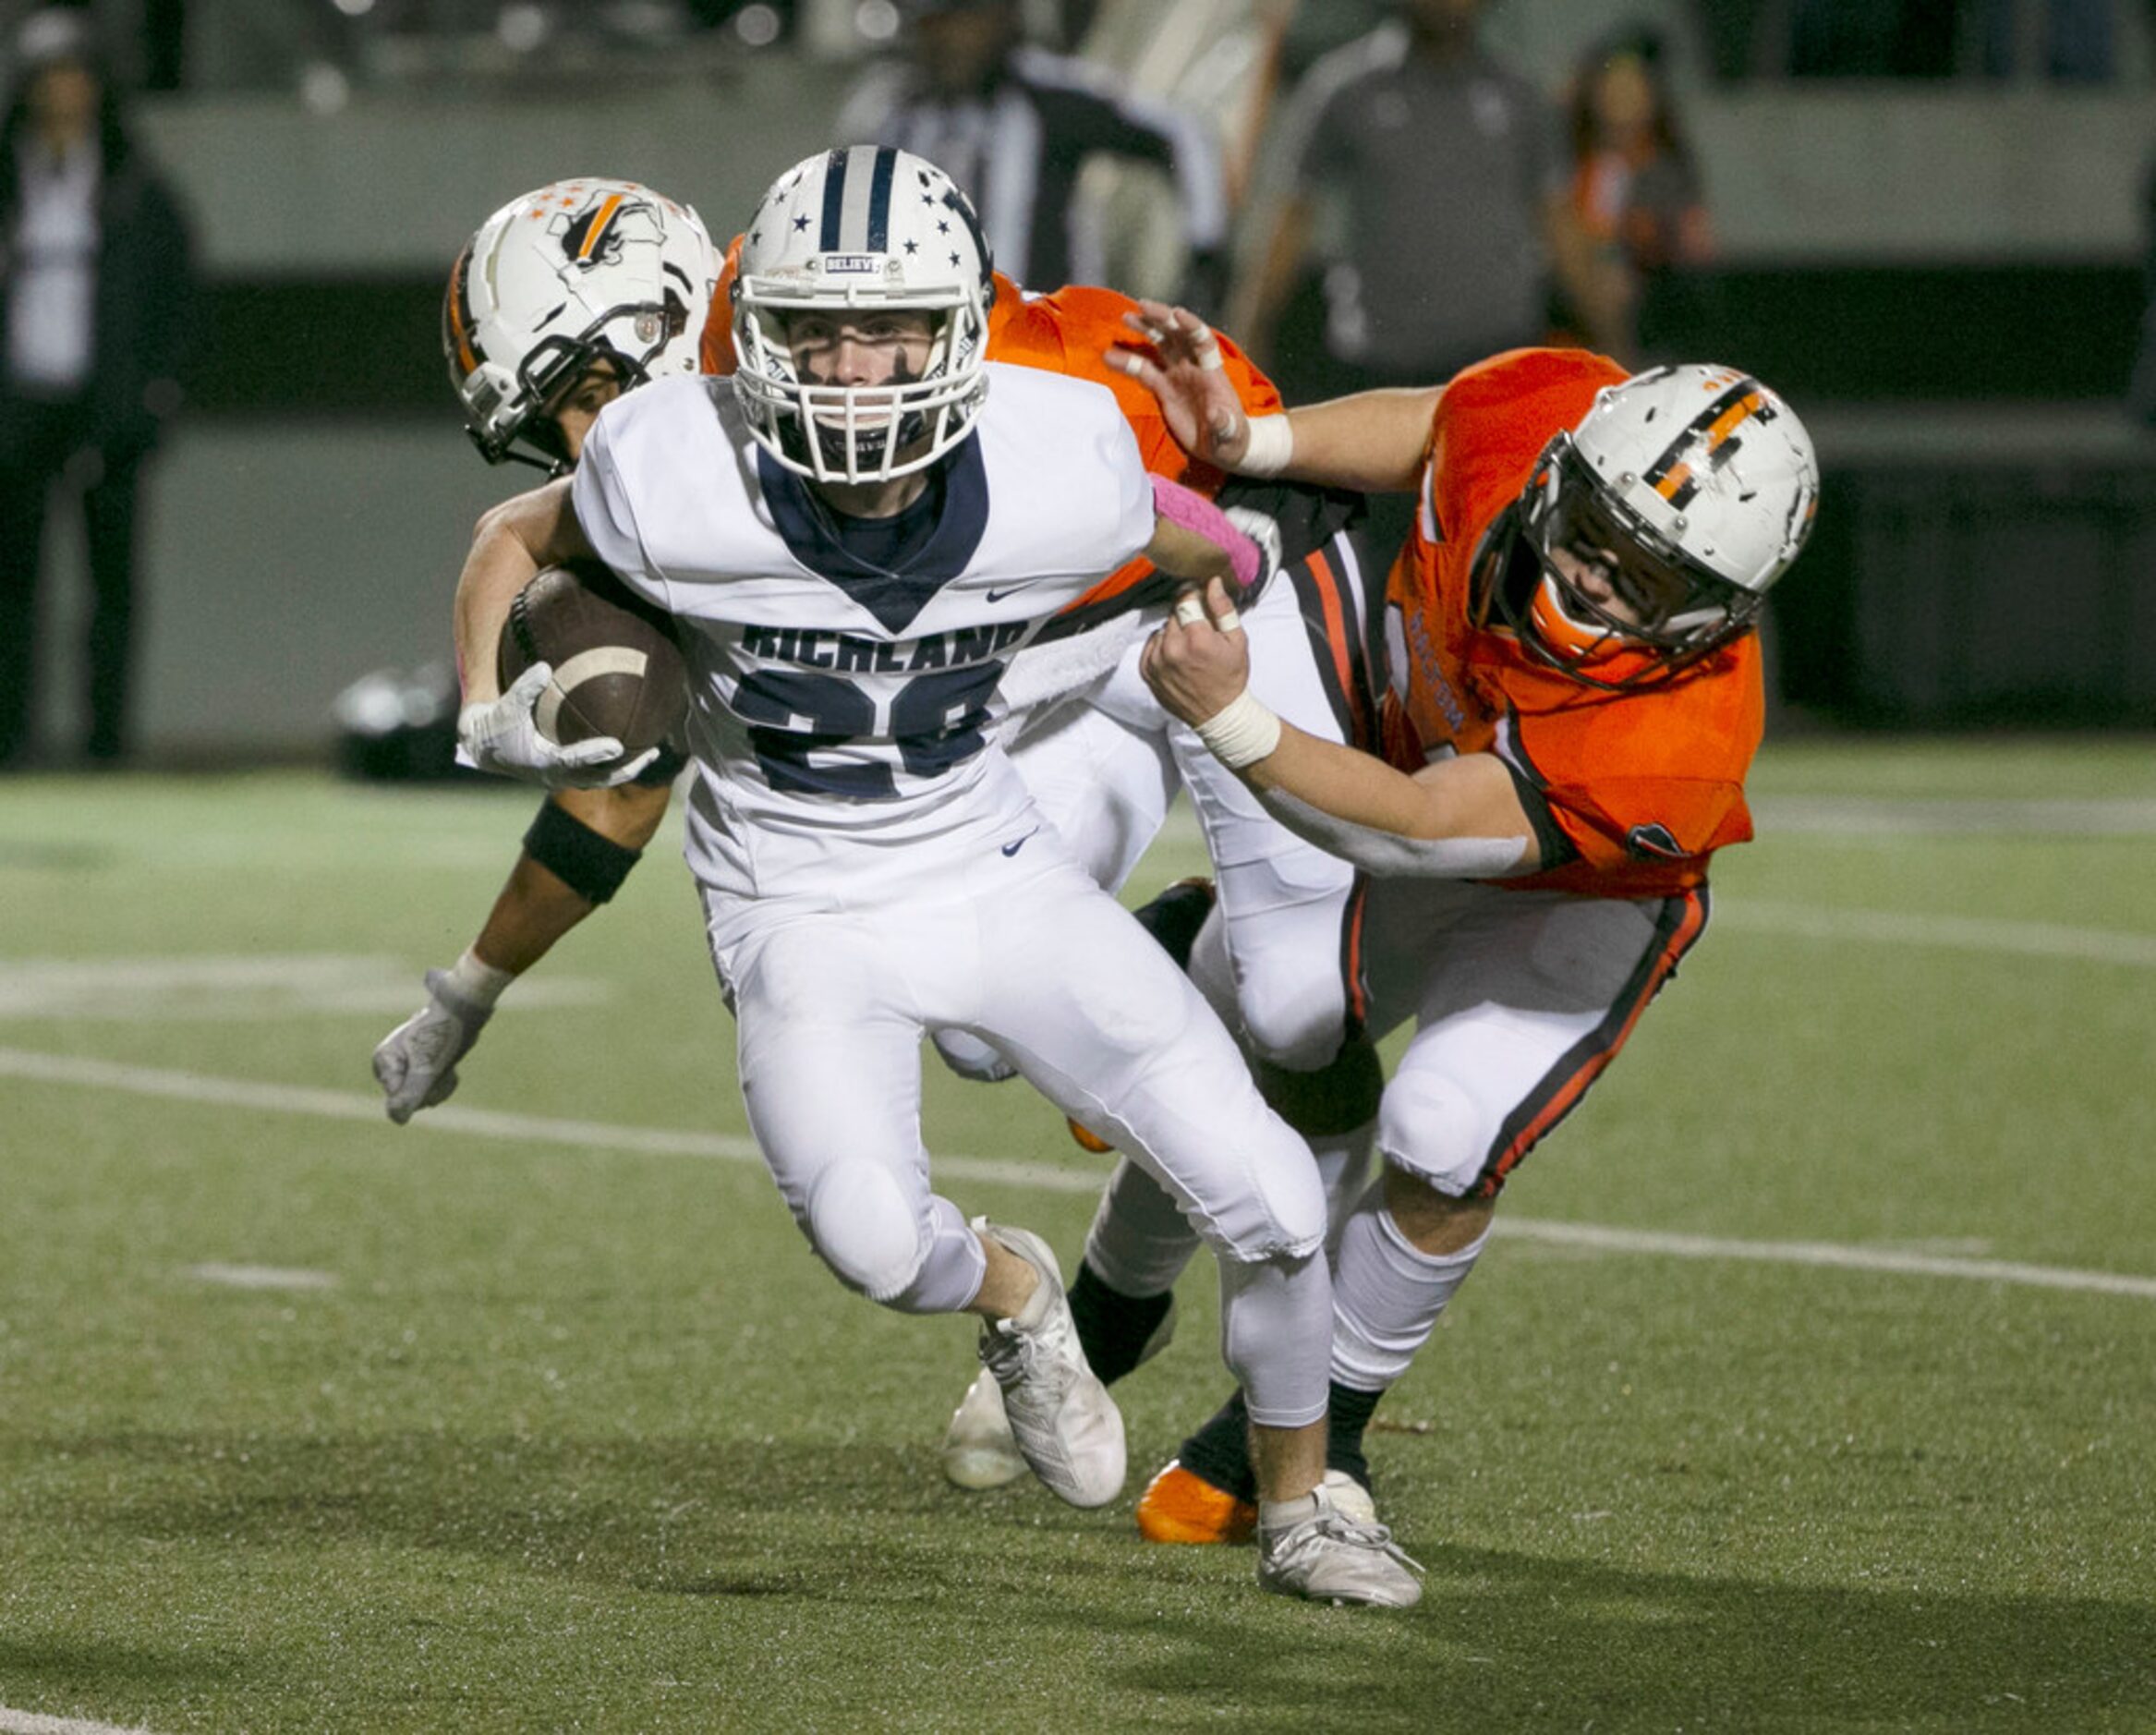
[2,742,2152,1731]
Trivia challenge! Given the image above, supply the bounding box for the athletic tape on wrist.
[1195,690,1283,770]
[522,795,643,905]
[447,947,515,1009]
[1237,414,1293,479]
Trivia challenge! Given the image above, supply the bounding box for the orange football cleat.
[1134,1460,1257,1545]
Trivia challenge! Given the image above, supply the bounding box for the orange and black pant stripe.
[1467,885,1710,1199]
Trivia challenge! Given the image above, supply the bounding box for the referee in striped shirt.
[835,0,1229,310]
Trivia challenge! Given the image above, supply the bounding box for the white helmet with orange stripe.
[1489,363,1819,688]
[444,177,720,472]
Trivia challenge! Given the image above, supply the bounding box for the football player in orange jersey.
[1107,307,1818,1540]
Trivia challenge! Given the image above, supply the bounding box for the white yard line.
[184,1263,338,1291]
[1751,795,2156,836]
[0,1706,165,1735]
[1498,1220,2156,1298]
[1719,901,2156,967]
[5,1045,2151,1302]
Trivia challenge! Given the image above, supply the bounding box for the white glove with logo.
[372,966,495,1124]
[457,661,658,789]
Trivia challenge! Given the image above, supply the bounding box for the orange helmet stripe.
[444,246,479,377]
[1648,384,1764,504]
[576,193,624,261]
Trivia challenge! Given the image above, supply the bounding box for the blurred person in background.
[1562,25,1713,364]
[2129,147,2156,425]
[834,0,1230,311]
[1229,0,1622,406]
[0,5,193,769]
[1229,0,1620,566]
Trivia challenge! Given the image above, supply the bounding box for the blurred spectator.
[1563,26,1713,362]
[1229,0,1622,406]
[2129,151,2156,424]
[0,7,194,768]
[1787,0,1961,77]
[1973,0,2116,80]
[834,0,1229,308]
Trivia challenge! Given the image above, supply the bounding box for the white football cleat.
[1257,1485,1423,1608]
[943,1289,1178,1491]
[974,1221,1126,1509]
[1321,1468,1378,1528]
[942,1368,1027,1490]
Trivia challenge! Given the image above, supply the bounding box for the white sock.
[1081,1157,1200,1297]
[1329,1176,1490,1389]
[1260,1491,1320,1532]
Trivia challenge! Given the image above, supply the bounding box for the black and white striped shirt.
[835,45,1226,294]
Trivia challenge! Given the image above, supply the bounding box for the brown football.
[496,561,687,757]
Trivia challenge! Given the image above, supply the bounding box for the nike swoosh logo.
[985,586,1023,604]
[1000,829,1039,857]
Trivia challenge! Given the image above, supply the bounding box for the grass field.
[3,737,2154,1733]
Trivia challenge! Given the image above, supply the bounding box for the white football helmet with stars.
[731,147,994,484]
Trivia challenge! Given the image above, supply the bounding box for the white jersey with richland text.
[572,361,1156,903]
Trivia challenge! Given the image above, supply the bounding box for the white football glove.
[457,661,660,789]
[372,966,495,1124]
[1222,504,1285,602]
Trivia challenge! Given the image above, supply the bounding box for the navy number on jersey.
[733,661,1005,798]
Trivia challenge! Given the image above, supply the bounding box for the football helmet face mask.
[731,146,994,484]
[1477,363,1820,690]
[444,178,720,473]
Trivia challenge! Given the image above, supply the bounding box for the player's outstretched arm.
[371,781,672,1123]
[470,782,673,973]
[1143,578,1538,879]
[1107,301,1436,494]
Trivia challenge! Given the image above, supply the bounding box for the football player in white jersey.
[375,181,1392,1529]
[371,177,720,1123]
[442,147,1420,1608]
[375,180,1395,1546]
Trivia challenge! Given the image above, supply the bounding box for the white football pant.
[699,831,1337,1428]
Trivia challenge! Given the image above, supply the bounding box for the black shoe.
[1132,877,1217,972]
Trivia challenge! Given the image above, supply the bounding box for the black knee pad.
[1254,1036,1384,1138]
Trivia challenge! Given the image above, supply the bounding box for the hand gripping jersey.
[572,363,1155,900]
[1381,347,1763,899]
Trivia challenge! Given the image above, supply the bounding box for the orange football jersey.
[1382,347,1763,899]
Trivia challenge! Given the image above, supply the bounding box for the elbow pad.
[1257,786,1529,880]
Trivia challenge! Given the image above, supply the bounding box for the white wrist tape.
[448,947,516,1009]
[1194,690,1283,770]
[1237,413,1294,479]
